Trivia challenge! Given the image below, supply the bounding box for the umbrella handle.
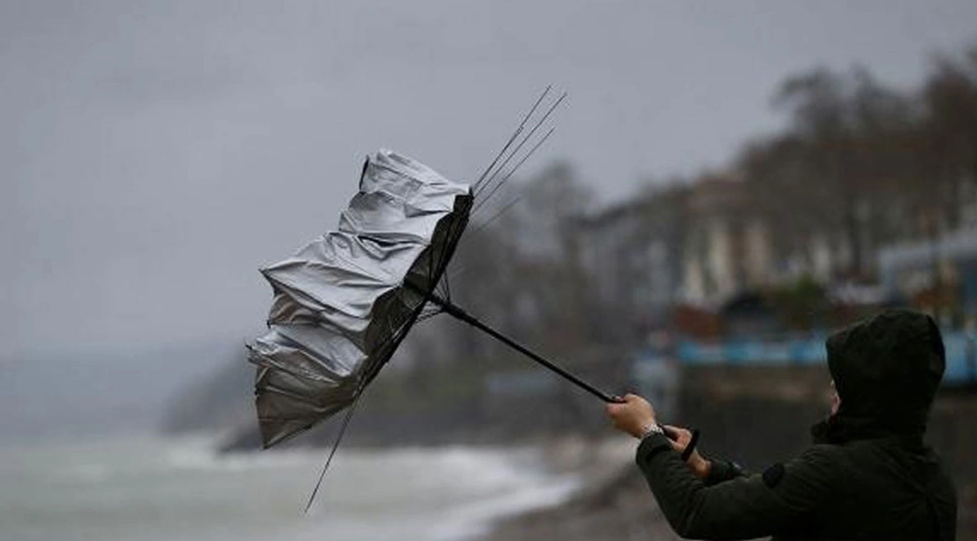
[410,284,622,403]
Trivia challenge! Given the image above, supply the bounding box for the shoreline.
[475,435,682,541]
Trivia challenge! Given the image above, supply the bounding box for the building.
[680,174,773,305]
[574,185,688,343]
[878,226,977,318]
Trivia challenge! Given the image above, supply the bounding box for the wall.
[678,365,977,485]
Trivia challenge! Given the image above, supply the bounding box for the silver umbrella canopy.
[248,149,472,449]
[248,89,626,511]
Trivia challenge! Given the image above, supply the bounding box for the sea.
[0,434,581,541]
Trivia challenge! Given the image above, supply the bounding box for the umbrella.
[248,89,621,509]
[247,149,474,449]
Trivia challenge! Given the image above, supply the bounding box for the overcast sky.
[3,0,976,361]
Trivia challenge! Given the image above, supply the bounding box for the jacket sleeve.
[636,433,838,540]
[703,456,748,486]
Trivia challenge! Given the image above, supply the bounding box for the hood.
[813,309,945,444]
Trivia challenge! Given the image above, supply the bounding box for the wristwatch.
[640,424,701,463]
[640,423,665,439]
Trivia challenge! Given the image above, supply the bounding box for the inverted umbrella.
[248,90,622,509]
[248,149,474,449]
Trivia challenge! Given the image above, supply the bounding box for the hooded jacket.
[636,309,957,540]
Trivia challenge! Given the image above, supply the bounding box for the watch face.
[643,424,664,438]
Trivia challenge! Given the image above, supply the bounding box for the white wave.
[426,474,581,541]
[2,435,588,541]
[294,445,583,541]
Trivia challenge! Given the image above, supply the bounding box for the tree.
[922,45,977,230]
[763,66,918,277]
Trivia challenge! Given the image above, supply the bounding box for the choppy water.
[0,435,580,541]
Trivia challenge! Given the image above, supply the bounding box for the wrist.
[691,456,712,479]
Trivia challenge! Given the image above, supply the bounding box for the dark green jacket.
[637,310,957,540]
[637,432,956,540]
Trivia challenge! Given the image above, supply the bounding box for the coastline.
[476,436,682,541]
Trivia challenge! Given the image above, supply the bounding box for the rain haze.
[2,1,977,540]
[4,1,976,363]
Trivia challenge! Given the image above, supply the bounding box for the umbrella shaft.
[413,286,620,403]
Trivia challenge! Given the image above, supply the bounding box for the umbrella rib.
[435,216,464,301]
[305,389,366,513]
[475,91,565,200]
[469,196,523,237]
[431,196,471,301]
[473,129,523,195]
[433,241,449,300]
[427,232,439,293]
[473,126,556,216]
[474,90,565,204]
[417,309,442,323]
[473,85,551,192]
[404,282,620,404]
[496,127,556,185]
[440,269,451,302]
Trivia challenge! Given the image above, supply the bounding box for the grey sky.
[3,0,976,360]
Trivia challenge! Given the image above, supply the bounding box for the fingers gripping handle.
[681,429,700,460]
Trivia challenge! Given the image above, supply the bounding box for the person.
[606,309,957,540]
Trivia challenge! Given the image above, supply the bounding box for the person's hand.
[605,393,656,438]
[663,425,711,480]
